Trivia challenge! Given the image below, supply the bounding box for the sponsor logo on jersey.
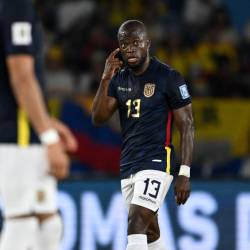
[139,195,156,204]
[118,86,132,92]
[179,84,190,99]
[144,83,155,97]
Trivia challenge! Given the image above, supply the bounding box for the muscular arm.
[7,55,51,133]
[173,103,194,166]
[173,103,194,205]
[92,48,122,126]
[91,78,118,126]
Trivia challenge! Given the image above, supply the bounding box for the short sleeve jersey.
[108,58,191,178]
[0,0,45,144]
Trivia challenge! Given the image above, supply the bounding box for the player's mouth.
[127,57,139,64]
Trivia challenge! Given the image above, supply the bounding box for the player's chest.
[116,77,165,117]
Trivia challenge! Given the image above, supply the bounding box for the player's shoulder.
[154,58,184,85]
[2,0,33,18]
[154,58,181,78]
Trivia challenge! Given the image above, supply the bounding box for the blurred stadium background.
[1,0,250,249]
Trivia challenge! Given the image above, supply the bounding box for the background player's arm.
[173,103,194,205]
[7,55,51,134]
[92,48,122,125]
[7,55,70,179]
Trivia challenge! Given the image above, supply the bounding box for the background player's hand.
[47,142,70,180]
[174,175,191,205]
[50,117,78,153]
[102,48,123,80]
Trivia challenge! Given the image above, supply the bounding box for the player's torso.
[0,0,44,144]
[115,59,174,178]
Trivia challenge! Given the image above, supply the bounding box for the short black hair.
[118,20,148,39]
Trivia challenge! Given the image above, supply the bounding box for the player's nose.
[126,44,136,53]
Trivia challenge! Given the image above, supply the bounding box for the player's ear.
[147,39,151,49]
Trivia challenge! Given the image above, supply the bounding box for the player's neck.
[131,56,150,76]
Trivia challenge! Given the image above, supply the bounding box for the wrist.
[101,73,112,81]
[39,128,60,146]
[178,165,190,178]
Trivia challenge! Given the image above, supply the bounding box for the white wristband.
[178,165,190,178]
[39,129,60,145]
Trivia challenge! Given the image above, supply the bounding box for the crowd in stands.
[38,0,250,97]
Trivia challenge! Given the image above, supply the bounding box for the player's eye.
[120,43,127,49]
[134,41,139,46]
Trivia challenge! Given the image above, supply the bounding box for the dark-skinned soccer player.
[92,20,194,250]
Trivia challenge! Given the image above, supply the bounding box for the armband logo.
[11,22,32,46]
[179,84,190,99]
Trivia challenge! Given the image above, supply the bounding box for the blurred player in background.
[0,0,77,249]
[92,20,194,250]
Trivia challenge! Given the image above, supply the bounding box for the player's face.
[118,30,150,69]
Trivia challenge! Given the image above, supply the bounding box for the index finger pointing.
[109,48,120,59]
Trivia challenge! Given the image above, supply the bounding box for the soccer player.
[0,0,77,249]
[92,20,194,250]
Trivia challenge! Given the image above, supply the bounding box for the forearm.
[92,78,113,125]
[92,48,121,125]
[11,74,51,134]
[180,120,194,166]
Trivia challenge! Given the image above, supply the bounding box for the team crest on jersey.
[144,83,155,98]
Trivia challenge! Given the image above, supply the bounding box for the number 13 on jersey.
[126,99,141,118]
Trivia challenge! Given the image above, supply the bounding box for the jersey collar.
[128,57,158,79]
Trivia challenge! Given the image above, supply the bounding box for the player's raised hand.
[174,175,191,205]
[102,48,123,80]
